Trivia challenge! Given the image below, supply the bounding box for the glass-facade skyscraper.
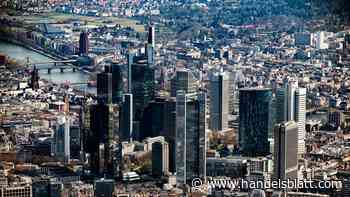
[276,80,306,157]
[176,91,206,185]
[53,115,70,163]
[131,60,155,115]
[110,62,124,104]
[274,121,298,180]
[239,88,272,157]
[210,72,229,132]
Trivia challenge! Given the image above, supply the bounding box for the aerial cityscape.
[0,0,350,196]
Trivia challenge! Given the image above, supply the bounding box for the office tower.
[120,94,133,142]
[131,60,155,114]
[250,189,266,197]
[0,184,32,197]
[141,98,168,140]
[53,115,70,163]
[127,53,133,93]
[97,67,112,104]
[276,81,306,157]
[88,104,119,176]
[30,66,39,90]
[170,69,197,97]
[328,109,344,129]
[50,181,64,197]
[145,43,154,65]
[94,179,115,197]
[152,140,169,177]
[70,125,81,159]
[148,25,155,48]
[210,72,229,131]
[239,88,272,157]
[79,31,89,55]
[294,32,312,46]
[345,34,350,49]
[176,91,207,185]
[342,179,350,197]
[139,97,177,172]
[274,121,298,180]
[295,88,306,156]
[81,103,91,163]
[110,62,124,104]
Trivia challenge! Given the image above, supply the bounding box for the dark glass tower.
[110,62,123,104]
[30,66,39,90]
[239,88,272,157]
[79,31,89,55]
[176,91,207,185]
[97,67,112,104]
[120,94,133,142]
[131,60,155,115]
[88,104,119,176]
[274,121,298,180]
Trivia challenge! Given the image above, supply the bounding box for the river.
[0,41,96,94]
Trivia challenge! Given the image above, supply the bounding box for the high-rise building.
[94,179,115,197]
[176,91,206,185]
[295,88,306,156]
[152,140,169,177]
[0,184,32,197]
[53,115,70,163]
[148,26,155,48]
[88,104,119,176]
[170,69,197,97]
[294,32,312,46]
[29,66,39,90]
[110,62,124,104]
[120,94,133,142]
[274,121,298,180]
[79,31,89,55]
[131,60,155,115]
[138,97,177,172]
[70,125,81,159]
[127,53,133,93]
[239,88,272,157]
[210,72,229,131]
[276,81,306,157]
[145,43,154,65]
[97,67,112,104]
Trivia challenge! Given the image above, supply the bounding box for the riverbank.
[0,37,93,76]
[0,41,96,95]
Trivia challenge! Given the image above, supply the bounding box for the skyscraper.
[127,53,133,93]
[97,67,112,104]
[30,66,39,90]
[152,140,169,177]
[131,60,155,115]
[94,179,115,197]
[120,94,133,142]
[239,88,272,157]
[274,121,298,180]
[176,91,206,185]
[210,72,229,132]
[295,88,306,156]
[53,115,70,163]
[170,69,197,97]
[110,62,124,104]
[88,104,119,176]
[276,81,306,157]
[140,97,177,172]
[79,31,89,55]
[148,26,155,48]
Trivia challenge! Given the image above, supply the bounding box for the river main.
[0,41,96,94]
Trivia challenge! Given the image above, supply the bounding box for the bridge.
[25,58,80,74]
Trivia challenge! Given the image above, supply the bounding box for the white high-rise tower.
[276,80,306,157]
